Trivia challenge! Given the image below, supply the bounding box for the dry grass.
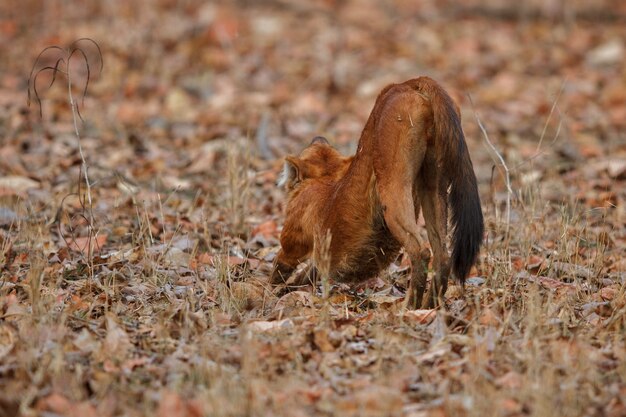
[1,1,626,416]
[1,134,624,417]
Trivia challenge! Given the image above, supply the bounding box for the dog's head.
[278,136,352,191]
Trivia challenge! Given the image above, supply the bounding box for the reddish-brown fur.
[271,77,484,308]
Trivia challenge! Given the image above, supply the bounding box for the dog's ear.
[310,136,329,145]
[277,156,305,189]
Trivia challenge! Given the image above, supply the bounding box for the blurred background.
[1,0,625,210]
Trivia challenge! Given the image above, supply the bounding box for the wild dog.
[271,77,484,308]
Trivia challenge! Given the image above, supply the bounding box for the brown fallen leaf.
[72,328,99,354]
[551,261,593,280]
[0,325,15,361]
[67,294,90,314]
[401,309,436,325]
[98,314,132,364]
[478,307,500,326]
[36,393,71,414]
[599,286,618,301]
[335,385,403,417]
[274,291,315,317]
[526,255,545,271]
[230,281,266,309]
[65,234,108,255]
[367,293,403,309]
[499,397,523,415]
[36,393,98,417]
[162,247,191,267]
[3,300,28,319]
[157,390,203,417]
[0,176,39,194]
[313,328,335,352]
[122,356,150,373]
[415,345,450,365]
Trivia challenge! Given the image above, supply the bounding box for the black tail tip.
[451,210,484,285]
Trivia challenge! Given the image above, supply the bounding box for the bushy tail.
[412,77,484,284]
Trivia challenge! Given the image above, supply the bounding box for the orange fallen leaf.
[252,220,278,239]
[103,359,120,373]
[36,393,98,417]
[158,391,204,417]
[67,294,90,314]
[526,255,544,271]
[599,287,618,301]
[313,328,335,352]
[499,397,523,415]
[478,307,500,326]
[65,234,108,255]
[36,393,71,414]
[511,255,524,271]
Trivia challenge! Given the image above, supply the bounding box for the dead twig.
[469,95,513,236]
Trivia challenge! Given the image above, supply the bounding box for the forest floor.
[0,1,625,416]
